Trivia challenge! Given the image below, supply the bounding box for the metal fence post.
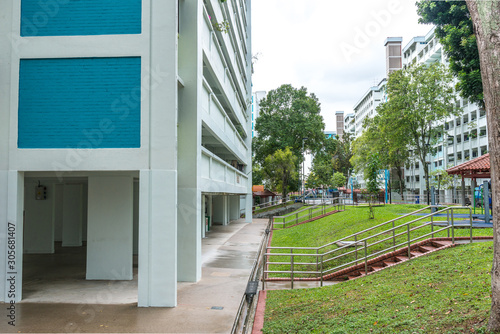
[320,254,324,287]
[392,220,396,252]
[469,207,473,244]
[262,250,267,290]
[451,208,455,244]
[407,224,411,259]
[364,241,368,275]
[290,248,294,289]
[355,235,358,265]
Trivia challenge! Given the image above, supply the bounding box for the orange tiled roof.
[252,185,265,192]
[447,153,490,178]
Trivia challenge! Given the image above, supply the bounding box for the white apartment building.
[252,90,266,138]
[353,78,387,138]
[344,113,355,136]
[0,0,252,308]
[402,28,489,201]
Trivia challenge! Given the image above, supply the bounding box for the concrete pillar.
[461,177,466,206]
[23,181,54,253]
[138,170,177,307]
[229,195,240,221]
[86,176,133,280]
[133,180,139,255]
[208,195,213,231]
[212,195,227,225]
[54,184,63,242]
[484,181,491,224]
[137,0,179,307]
[471,179,477,207]
[62,184,83,247]
[1,172,24,302]
[201,195,206,238]
[177,0,202,283]
[82,183,88,242]
[245,193,253,223]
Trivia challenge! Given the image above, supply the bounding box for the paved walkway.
[0,218,268,333]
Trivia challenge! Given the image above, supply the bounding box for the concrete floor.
[0,218,268,333]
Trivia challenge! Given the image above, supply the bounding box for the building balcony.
[201,81,248,163]
[201,147,248,194]
[202,11,248,129]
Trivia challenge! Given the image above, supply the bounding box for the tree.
[332,172,347,189]
[417,1,483,105]
[332,133,354,187]
[464,1,500,331]
[252,160,264,186]
[351,114,408,199]
[364,153,382,219]
[262,147,298,202]
[379,62,459,204]
[310,137,337,188]
[252,84,325,166]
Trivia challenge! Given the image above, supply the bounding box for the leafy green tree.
[262,147,298,201]
[332,133,354,187]
[378,62,459,202]
[252,161,264,186]
[430,169,454,192]
[253,84,325,167]
[351,114,408,198]
[310,137,337,188]
[417,1,483,105]
[464,1,500,330]
[364,153,382,219]
[332,172,347,189]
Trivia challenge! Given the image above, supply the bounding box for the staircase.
[263,206,485,290]
[325,239,453,281]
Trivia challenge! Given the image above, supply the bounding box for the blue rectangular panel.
[18,57,141,149]
[21,0,141,36]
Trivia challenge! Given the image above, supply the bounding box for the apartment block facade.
[0,0,252,307]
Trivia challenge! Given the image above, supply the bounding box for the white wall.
[23,181,54,254]
[86,176,133,280]
[62,184,83,247]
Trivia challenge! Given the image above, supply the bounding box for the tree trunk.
[465,1,500,331]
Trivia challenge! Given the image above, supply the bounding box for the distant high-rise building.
[252,91,266,138]
[336,111,344,139]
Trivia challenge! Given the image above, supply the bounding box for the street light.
[302,137,308,202]
[425,143,431,205]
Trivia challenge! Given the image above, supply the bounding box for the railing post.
[364,241,368,275]
[448,208,451,238]
[392,221,396,252]
[290,248,294,290]
[407,224,411,259]
[262,250,266,290]
[316,249,319,272]
[469,207,473,244]
[451,208,455,244]
[320,254,324,287]
[355,235,358,265]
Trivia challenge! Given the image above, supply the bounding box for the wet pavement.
[0,218,268,333]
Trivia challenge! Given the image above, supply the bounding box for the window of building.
[416,175,420,182]
[415,162,419,169]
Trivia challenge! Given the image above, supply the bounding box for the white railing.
[202,11,248,124]
[202,80,248,162]
[201,148,248,189]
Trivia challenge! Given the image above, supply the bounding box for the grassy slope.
[263,242,493,334]
[271,204,492,248]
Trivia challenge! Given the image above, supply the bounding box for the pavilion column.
[461,175,466,206]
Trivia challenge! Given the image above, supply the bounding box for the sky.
[251,0,434,131]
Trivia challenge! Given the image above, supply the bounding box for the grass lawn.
[262,241,493,334]
[268,204,493,278]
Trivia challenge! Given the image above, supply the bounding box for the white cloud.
[251,0,433,130]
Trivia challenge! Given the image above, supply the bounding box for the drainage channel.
[231,218,272,334]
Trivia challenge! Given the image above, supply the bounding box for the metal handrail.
[263,206,473,289]
[272,197,346,229]
[231,217,272,334]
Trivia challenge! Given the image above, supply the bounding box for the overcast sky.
[251,0,434,131]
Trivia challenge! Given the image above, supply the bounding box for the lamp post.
[425,143,431,205]
[302,137,308,202]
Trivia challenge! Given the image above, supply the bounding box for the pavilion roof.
[446,153,490,179]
